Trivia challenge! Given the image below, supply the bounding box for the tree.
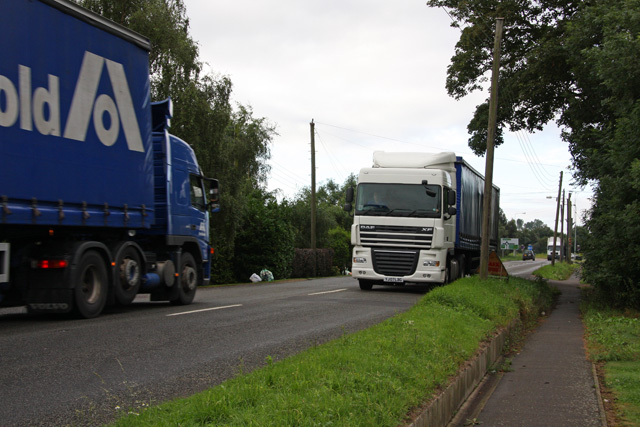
[428,0,640,308]
[327,227,351,273]
[426,0,574,153]
[290,191,340,249]
[210,105,276,283]
[498,208,516,242]
[233,190,295,282]
[289,176,356,250]
[520,219,553,254]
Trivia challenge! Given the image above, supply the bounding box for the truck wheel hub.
[120,259,140,288]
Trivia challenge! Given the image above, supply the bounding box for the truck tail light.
[37,260,68,269]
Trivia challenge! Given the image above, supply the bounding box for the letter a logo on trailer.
[63,51,144,152]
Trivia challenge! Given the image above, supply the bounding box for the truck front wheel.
[446,258,459,284]
[73,250,108,318]
[170,252,199,305]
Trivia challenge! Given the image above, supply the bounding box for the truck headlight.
[423,260,440,267]
[353,257,367,264]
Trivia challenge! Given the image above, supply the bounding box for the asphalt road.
[0,276,426,426]
[502,258,549,278]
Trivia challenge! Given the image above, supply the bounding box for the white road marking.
[166,304,243,317]
[308,289,347,296]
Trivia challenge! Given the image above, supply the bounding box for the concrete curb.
[409,325,512,427]
[592,363,610,427]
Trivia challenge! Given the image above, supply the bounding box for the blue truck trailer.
[346,152,499,289]
[0,0,219,318]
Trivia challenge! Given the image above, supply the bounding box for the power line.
[512,131,555,191]
[269,159,307,182]
[316,120,566,173]
[435,6,566,193]
[315,129,352,178]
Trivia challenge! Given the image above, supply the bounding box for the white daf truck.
[345,152,500,290]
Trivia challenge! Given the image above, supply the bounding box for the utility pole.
[479,17,504,280]
[310,119,317,276]
[560,189,565,263]
[552,171,563,266]
[567,193,572,265]
[574,199,578,254]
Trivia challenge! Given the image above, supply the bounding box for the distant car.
[522,250,535,261]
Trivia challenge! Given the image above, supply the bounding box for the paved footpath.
[468,275,606,426]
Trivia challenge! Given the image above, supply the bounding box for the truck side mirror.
[345,187,354,203]
[344,187,354,212]
[448,189,456,206]
[448,206,457,216]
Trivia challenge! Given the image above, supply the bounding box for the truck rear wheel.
[73,250,108,319]
[170,252,198,305]
[114,246,142,305]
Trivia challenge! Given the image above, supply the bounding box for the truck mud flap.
[26,289,73,313]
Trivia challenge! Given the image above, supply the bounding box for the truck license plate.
[384,277,404,283]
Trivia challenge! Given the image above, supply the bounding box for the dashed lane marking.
[308,289,347,296]
[166,304,243,317]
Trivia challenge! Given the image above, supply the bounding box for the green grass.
[500,252,522,261]
[112,276,554,427]
[533,261,578,281]
[582,293,640,425]
[605,362,640,425]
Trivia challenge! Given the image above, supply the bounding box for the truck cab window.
[190,175,206,211]
[355,183,441,217]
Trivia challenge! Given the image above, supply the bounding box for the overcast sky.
[182,0,591,230]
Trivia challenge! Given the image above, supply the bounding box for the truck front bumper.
[351,247,447,284]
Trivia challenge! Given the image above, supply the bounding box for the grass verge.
[533,261,578,281]
[112,276,554,427]
[582,293,640,426]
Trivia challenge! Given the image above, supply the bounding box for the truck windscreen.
[355,183,441,217]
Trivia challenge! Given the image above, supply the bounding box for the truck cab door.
[171,168,209,243]
[443,187,456,247]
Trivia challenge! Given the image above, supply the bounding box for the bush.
[233,191,296,282]
[291,248,335,278]
[327,227,351,272]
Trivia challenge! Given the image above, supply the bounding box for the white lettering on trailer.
[0,51,143,152]
[0,75,18,127]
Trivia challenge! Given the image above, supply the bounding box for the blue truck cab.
[0,0,219,318]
